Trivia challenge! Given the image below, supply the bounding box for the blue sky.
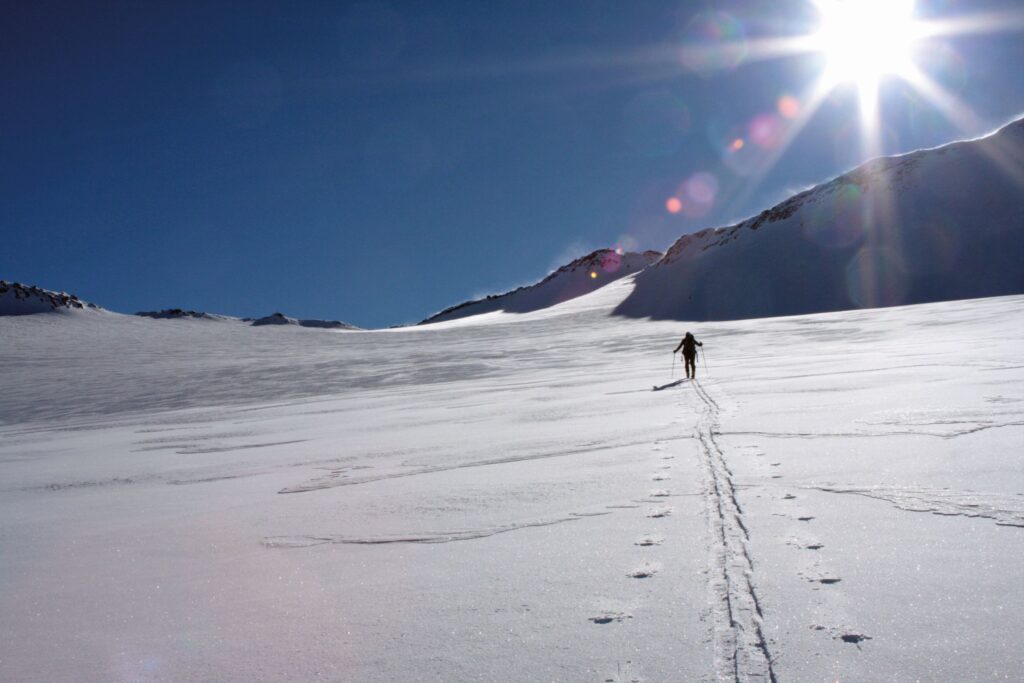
[4,0,1023,327]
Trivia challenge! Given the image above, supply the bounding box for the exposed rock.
[0,280,96,316]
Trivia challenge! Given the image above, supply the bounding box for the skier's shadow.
[652,379,685,391]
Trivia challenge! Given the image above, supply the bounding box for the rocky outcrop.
[0,281,96,315]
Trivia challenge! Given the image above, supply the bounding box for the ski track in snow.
[805,484,1024,528]
[692,379,776,682]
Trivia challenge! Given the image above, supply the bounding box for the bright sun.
[814,0,921,90]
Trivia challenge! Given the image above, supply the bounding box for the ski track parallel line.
[692,379,776,682]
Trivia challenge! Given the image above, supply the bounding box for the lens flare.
[589,271,598,279]
[685,172,718,205]
[601,251,622,273]
[749,113,784,149]
[777,95,801,119]
[675,172,719,218]
[666,197,683,214]
[615,235,640,253]
[845,247,909,308]
[679,11,749,77]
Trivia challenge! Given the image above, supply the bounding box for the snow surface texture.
[421,248,661,323]
[616,117,1024,321]
[2,277,1022,681]
[0,280,96,316]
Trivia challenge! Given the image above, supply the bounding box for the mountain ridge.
[614,115,1024,321]
[420,248,662,324]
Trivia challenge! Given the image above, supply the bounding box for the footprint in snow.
[783,494,796,500]
[647,507,672,518]
[651,474,670,481]
[627,563,659,579]
[812,625,871,645]
[635,535,664,547]
[590,612,632,624]
[797,516,814,522]
[648,489,671,498]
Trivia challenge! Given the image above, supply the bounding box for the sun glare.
[815,0,921,90]
[664,0,1023,216]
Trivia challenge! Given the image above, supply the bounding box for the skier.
[673,332,703,379]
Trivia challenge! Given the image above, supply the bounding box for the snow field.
[1,285,1022,680]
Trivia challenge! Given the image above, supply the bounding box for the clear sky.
[4,0,1023,328]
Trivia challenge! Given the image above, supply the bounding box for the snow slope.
[616,117,1024,321]
[421,248,661,323]
[2,279,1022,681]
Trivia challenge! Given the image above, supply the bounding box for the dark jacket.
[674,334,702,357]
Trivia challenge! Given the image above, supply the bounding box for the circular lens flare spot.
[680,12,749,77]
[666,197,683,214]
[590,271,598,279]
[676,172,719,218]
[730,138,745,151]
[749,113,784,149]
[777,95,801,119]
[601,251,622,273]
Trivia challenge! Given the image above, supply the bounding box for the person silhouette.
[673,332,703,379]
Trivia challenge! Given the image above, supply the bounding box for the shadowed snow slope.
[421,248,661,323]
[615,116,1024,321]
[2,281,1022,681]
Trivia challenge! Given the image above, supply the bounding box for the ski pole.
[701,348,709,375]
[671,352,676,378]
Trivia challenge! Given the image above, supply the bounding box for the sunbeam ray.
[725,78,835,217]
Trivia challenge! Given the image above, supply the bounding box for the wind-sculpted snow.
[805,484,1024,528]
[616,117,1024,322]
[277,435,691,494]
[263,516,587,547]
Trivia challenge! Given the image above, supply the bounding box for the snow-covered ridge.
[0,280,98,316]
[250,312,360,330]
[3,292,360,329]
[616,116,1024,321]
[136,309,231,321]
[421,248,662,324]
